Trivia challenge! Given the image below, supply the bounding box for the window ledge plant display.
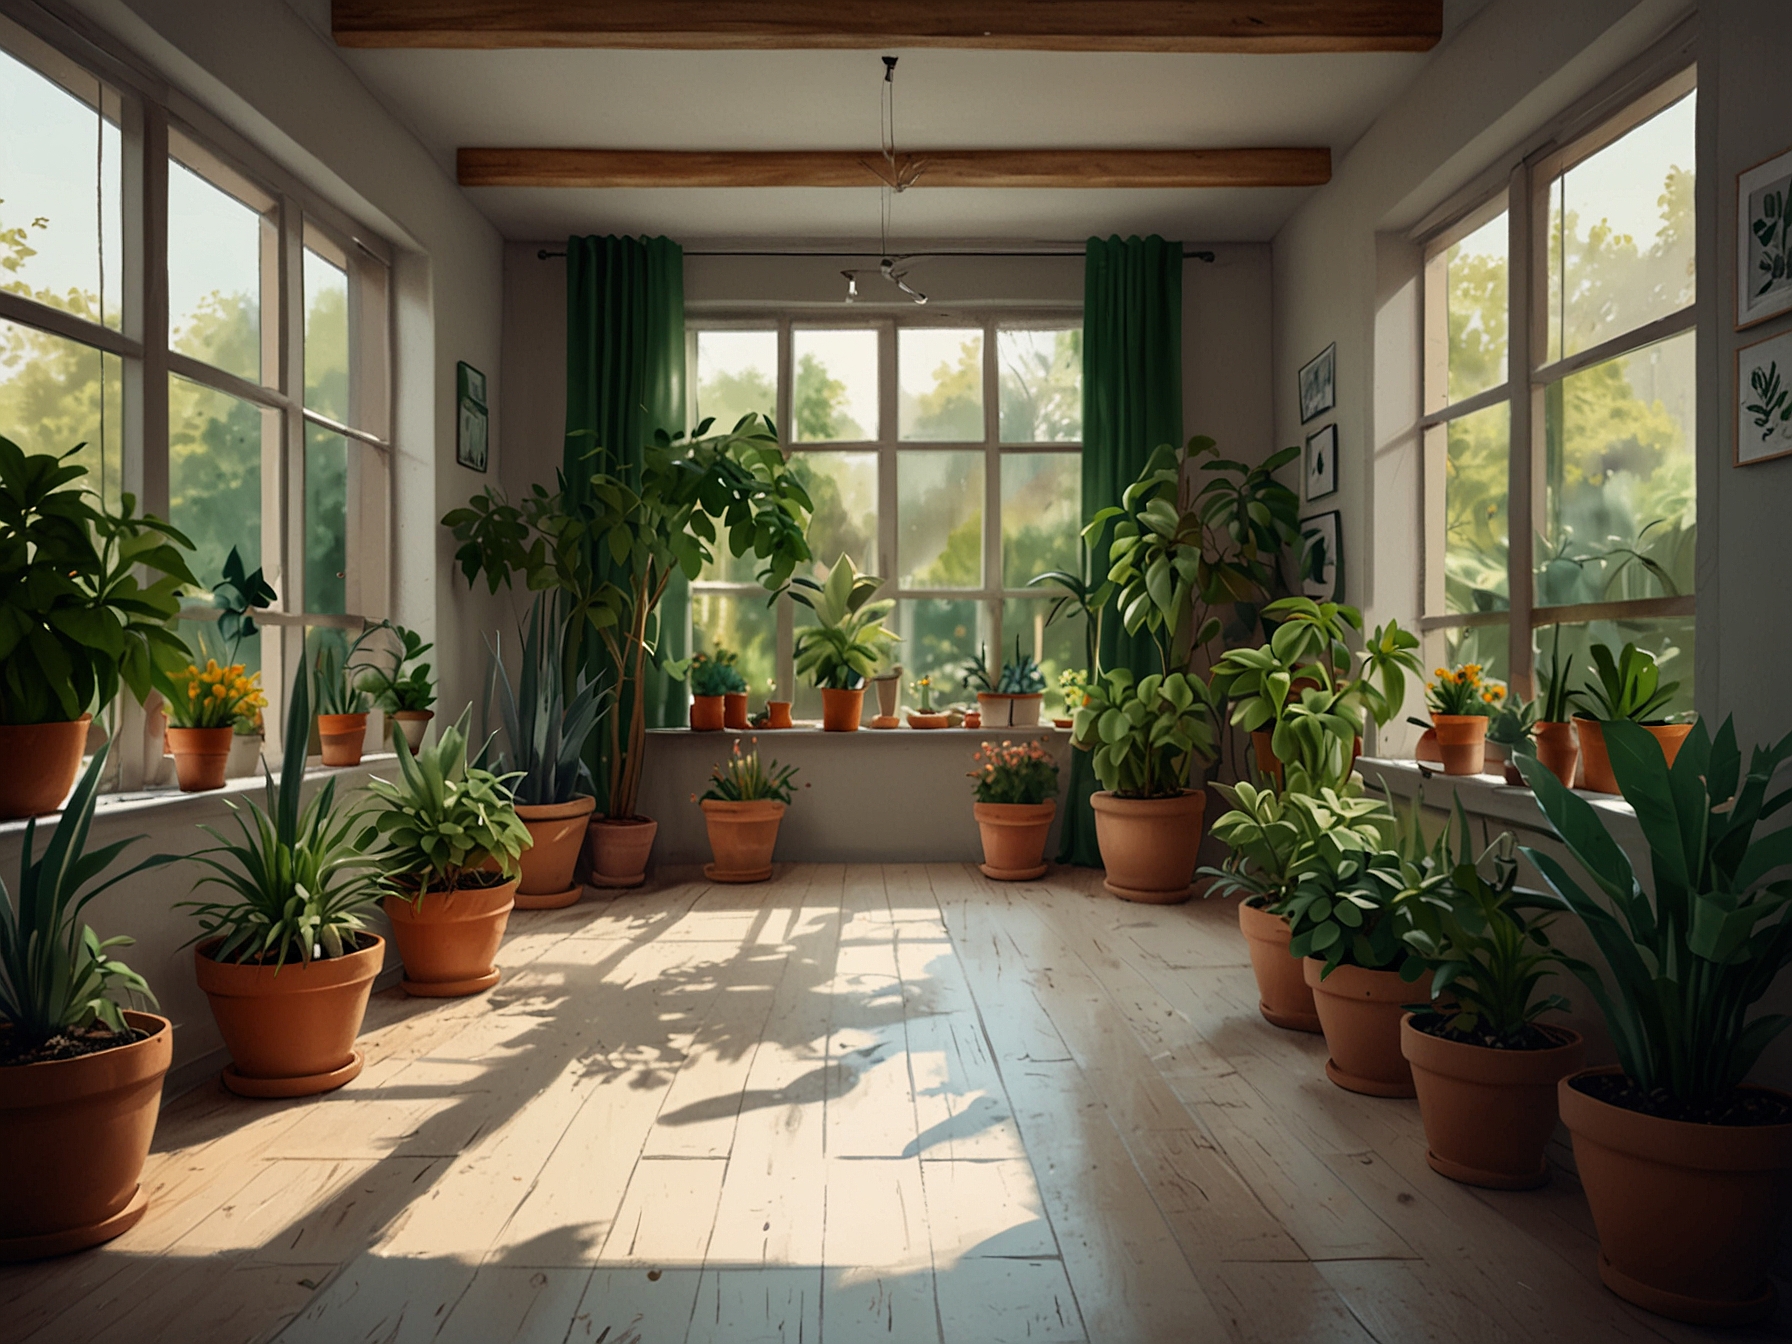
[970,739,1062,881]
[0,745,175,1260]
[163,659,266,793]
[1518,721,1792,1325]
[0,436,198,819]
[907,674,948,729]
[792,554,898,732]
[1423,662,1502,775]
[1571,640,1687,794]
[685,651,742,732]
[356,623,436,753]
[366,707,532,997]
[178,661,389,1097]
[695,738,800,883]
[963,638,1047,728]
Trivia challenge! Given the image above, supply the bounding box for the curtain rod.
[535,247,1217,261]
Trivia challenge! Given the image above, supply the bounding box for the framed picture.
[1738,146,1792,329]
[1304,423,1338,501]
[1298,343,1336,424]
[1300,510,1342,601]
[1737,327,1792,465]
[456,361,489,472]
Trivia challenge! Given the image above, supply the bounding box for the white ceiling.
[292,1,1491,246]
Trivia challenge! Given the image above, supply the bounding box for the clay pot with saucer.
[1089,789,1206,904]
[973,800,1055,881]
[1304,959,1432,1097]
[586,816,659,888]
[700,799,786,882]
[513,794,597,909]
[1238,902,1321,1032]
[384,877,515,997]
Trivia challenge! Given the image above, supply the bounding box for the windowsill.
[648,724,1065,737]
[1358,755,1642,843]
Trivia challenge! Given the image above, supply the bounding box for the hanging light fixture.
[842,55,927,305]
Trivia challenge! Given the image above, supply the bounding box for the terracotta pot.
[587,816,658,888]
[1534,720,1580,788]
[1052,717,1073,729]
[1575,719,1689,795]
[0,716,90,819]
[0,1011,170,1262]
[1402,1015,1585,1188]
[1430,714,1488,775]
[723,693,749,730]
[385,878,515,997]
[700,799,786,882]
[225,732,264,780]
[165,725,233,792]
[974,800,1055,881]
[767,701,794,730]
[1238,902,1321,1033]
[391,710,433,753]
[1250,728,1283,783]
[1559,1067,1792,1325]
[1089,789,1206,904]
[1304,959,1432,1097]
[962,711,981,729]
[194,935,382,1097]
[690,695,725,731]
[1415,726,1442,765]
[820,686,864,732]
[514,794,597,908]
[316,712,368,767]
[907,711,949,729]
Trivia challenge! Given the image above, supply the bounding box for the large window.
[688,317,1083,719]
[1420,70,1695,712]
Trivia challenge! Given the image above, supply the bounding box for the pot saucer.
[223,1049,364,1099]
[1324,1057,1416,1098]
[402,969,500,998]
[513,885,582,910]
[705,862,772,884]
[980,862,1047,881]
[1258,1001,1323,1033]
[0,1184,147,1262]
[1102,878,1192,905]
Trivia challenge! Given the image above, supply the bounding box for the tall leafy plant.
[484,593,606,807]
[791,554,898,689]
[1070,668,1218,798]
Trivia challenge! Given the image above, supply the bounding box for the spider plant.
[484,593,606,807]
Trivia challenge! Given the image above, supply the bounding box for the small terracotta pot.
[165,725,233,792]
[385,878,516,997]
[225,732,264,780]
[1402,1015,1584,1188]
[974,800,1055,881]
[587,816,658,888]
[962,711,982,729]
[0,716,91,819]
[194,936,382,1097]
[820,687,864,732]
[871,674,901,722]
[907,711,949,729]
[1238,902,1320,1033]
[391,710,433,753]
[1430,714,1488,775]
[1090,789,1206,904]
[700,799,786,882]
[1304,959,1432,1097]
[767,701,794,729]
[1575,719,1689,794]
[1534,720,1580,788]
[690,695,725,731]
[1415,726,1442,765]
[723,693,749,730]
[514,794,597,908]
[0,1010,171,1262]
[1559,1066,1792,1325]
[316,712,368,767]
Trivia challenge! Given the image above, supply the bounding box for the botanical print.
[1300,511,1342,601]
[1737,328,1792,465]
[1304,423,1337,502]
[1737,148,1792,328]
[1298,343,1335,423]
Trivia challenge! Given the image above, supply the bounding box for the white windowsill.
[1358,755,1643,846]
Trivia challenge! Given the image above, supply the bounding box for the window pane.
[1001,452,1080,587]
[1547,92,1695,363]
[1534,618,1694,720]
[1539,328,1694,605]
[691,590,777,705]
[899,450,984,589]
[305,423,348,615]
[181,619,262,695]
[0,318,121,511]
[696,329,777,433]
[1007,597,1087,695]
[1437,401,1509,614]
[998,328,1082,442]
[1436,621,1510,688]
[1446,211,1508,404]
[787,450,877,582]
[304,248,349,422]
[898,327,983,441]
[169,158,264,383]
[170,374,265,589]
[0,45,121,330]
[792,328,876,442]
[896,597,986,710]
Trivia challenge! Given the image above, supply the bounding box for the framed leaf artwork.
[1304,423,1337,502]
[1737,146,1792,330]
[1737,327,1792,466]
[1298,343,1336,424]
[1300,511,1342,601]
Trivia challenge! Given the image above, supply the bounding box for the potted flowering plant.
[1424,662,1502,775]
[907,675,948,729]
[792,555,898,731]
[1571,641,1686,793]
[962,638,1047,727]
[1054,668,1087,728]
[686,652,739,731]
[163,659,266,793]
[355,624,436,752]
[969,739,1061,881]
[695,739,800,882]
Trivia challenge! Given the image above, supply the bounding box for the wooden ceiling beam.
[336,2,1442,53]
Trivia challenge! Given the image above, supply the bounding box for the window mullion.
[1506,157,1537,697]
[271,193,305,752]
[983,317,1003,664]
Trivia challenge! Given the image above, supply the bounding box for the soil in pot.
[587,815,658,888]
[1237,902,1321,1033]
[317,712,368,767]
[165,725,233,792]
[974,800,1055,881]
[766,701,793,729]
[1090,790,1206,904]
[701,799,786,882]
[690,695,725,731]
[1431,714,1488,776]
[385,876,515,997]
[1304,959,1433,1097]
[1402,1013,1585,1189]
[0,716,91,819]
[821,687,864,731]
[514,795,597,909]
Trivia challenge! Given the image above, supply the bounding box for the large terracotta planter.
[587,816,658,888]
[1304,959,1432,1097]
[0,1010,171,1261]
[391,710,433,753]
[1402,1015,1584,1188]
[1238,902,1320,1033]
[973,800,1055,881]
[514,794,597,909]
[316,712,368,767]
[1534,720,1579,788]
[165,725,232,792]
[821,687,864,731]
[0,716,90,819]
[723,693,749,730]
[385,878,516,997]
[700,799,786,882]
[1430,713,1488,775]
[1576,718,1692,794]
[1089,789,1206,904]
[690,695,725,731]
[194,936,382,1097]
[1559,1066,1792,1325]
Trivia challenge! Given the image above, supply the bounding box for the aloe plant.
[484,594,606,808]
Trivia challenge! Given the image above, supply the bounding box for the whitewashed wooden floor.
[3,864,1783,1343]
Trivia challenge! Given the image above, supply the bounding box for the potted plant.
[963,639,1047,727]
[907,675,948,729]
[969,739,1061,881]
[164,659,266,793]
[355,624,436,752]
[0,436,197,818]
[792,554,898,733]
[0,746,174,1259]
[1533,624,1580,787]
[203,546,277,781]
[1397,809,1587,1188]
[1054,668,1087,729]
[1070,668,1218,903]
[870,662,902,729]
[179,661,388,1097]
[686,652,735,731]
[697,738,800,882]
[1424,662,1502,775]
[714,647,751,729]
[1518,722,1792,1325]
[1571,641,1687,793]
[1484,694,1538,787]
[313,624,385,768]
[486,595,606,909]
[365,708,533,997]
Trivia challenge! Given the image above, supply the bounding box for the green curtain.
[1060,234,1185,865]
[564,235,688,810]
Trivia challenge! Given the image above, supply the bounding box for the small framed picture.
[1304,423,1338,501]
[456,361,489,473]
[1737,327,1792,465]
[1738,146,1792,330]
[1298,343,1336,424]
[1300,510,1342,602]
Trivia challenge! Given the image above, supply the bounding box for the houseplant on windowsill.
[715,646,751,729]
[0,746,175,1261]
[1531,623,1580,787]
[907,674,948,729]
[696,738,800,883]
[1425,662,1502,775]
[1484,694,1539,787]
[686,652,736,732]
[313,624,383,768]
[792,554,898,733]
[204,545,277,780]
[355,623,436,753]
[963,639,1047,728]
[1053,668,1087,729]
[163,659,265,793]
[1518,721,1792,1325]
[969,739,1062,881]
[1570,641,1687,793]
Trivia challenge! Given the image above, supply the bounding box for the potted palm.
[1518,721,1792,1325]
[0,746,174,1260]
[1571,642,1686,793]
[355,624,436,752]
[792,555,898,732]
[969,739,1061,881]
[697,739,800,882]
[163,659,266,792]
[366,708,532,996]
[179,661,388,1097]
[686,653,734,731]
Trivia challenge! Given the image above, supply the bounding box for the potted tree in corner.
[970,739,1061,881]
[697,738,800,882]
[792,554,898,732]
